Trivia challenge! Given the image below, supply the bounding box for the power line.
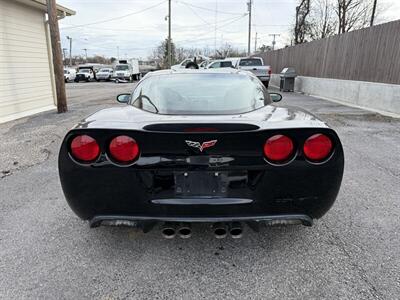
[61,14,244,32]
[176,0,244,15]
[175,13,247,44]
[181,1,212,25]
[61,0,166,29]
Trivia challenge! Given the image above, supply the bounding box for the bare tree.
[370,0,378,26]
[337,0,372,34]
[309,0,337,40]
[294,0,311,44]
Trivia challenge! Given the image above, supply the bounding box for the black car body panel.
[59,103,344,225]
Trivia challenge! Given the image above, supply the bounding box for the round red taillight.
[264,135,294,163]
[70,135,100,162]
[303,134,333,161]
[109,135,140,163]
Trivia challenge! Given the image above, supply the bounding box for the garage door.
[0,0,55,123]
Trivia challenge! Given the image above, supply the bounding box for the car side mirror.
[116,93,131,104]
[269,92,283,102]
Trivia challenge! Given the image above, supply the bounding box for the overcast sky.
[58,0,400,60]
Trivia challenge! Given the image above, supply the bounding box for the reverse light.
[70,135,100,162]
[303,134,333,162]
[109,135,140,163]
[264,135,294,163]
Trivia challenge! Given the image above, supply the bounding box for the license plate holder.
[174,171,228,197]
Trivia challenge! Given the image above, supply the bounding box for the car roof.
[209,59,231,63]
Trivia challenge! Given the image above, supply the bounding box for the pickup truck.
[74,67,96,82]
[235,57,271,88]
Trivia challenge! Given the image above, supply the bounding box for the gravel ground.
[0,82,399,299]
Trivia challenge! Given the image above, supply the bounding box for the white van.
[63,68,76,83]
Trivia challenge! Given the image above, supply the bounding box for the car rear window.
[239,59,262,66]
[130,73,271,115]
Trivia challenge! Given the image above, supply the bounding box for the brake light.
[268,69,272,75]
[303,134,333,161]
[264,135,294,163]
[70,135,100,162]
[109,135,140,163]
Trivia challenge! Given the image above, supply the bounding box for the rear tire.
[263,81,269,89]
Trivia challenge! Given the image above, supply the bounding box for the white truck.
[234,57,271,88]
[171,55,211,70]
[74,67,96,82]
[96,67,114,81]
[113,59,140,82]
[205,59,233,69]
[63,68,76,83]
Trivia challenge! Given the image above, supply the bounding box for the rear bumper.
[89,214,313,227]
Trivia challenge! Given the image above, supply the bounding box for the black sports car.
[59,69,344,238]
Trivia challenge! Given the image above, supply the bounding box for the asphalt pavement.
[0,82,399,299]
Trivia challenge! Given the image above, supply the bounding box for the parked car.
[58,69,344,238]
[139,60,159,76]
[235,57,271,88]
[74,67,95,82]
[171,55,211,70]
[198,60,211,69]
[171,58,199,70]
[63,68,76,83]
[205,60,233,69]
[96,68,113,81]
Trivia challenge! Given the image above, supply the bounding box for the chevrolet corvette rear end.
[59,70,344,238]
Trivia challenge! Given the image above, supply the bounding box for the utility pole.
[214,0,218,56]
[62,48,67,66]
[47,0,67,113]
[269,33,280,51]
[247,0,252,56]
[66,36,72,66]
[83,48,88,62]
[370,0,377,26]
[168,0,172,68]
[254,32,258,53]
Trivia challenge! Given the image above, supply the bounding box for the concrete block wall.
[270,74,400,117]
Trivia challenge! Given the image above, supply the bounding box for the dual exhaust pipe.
[161,222,192,239]
[161,222,243,239]
[213,222,243,239]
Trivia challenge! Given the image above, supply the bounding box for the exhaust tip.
[213,223,228,239]
[161,222,176,239]
[178,224,192,239]
[229,222,243,239]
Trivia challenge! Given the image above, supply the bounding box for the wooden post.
[47,0,67,113]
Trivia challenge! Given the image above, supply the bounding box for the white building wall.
[270,74,400,117]
[0,0,56,124]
